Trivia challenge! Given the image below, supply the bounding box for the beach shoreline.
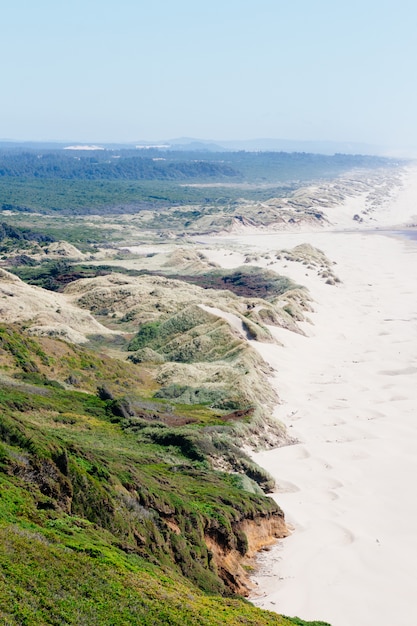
[202,167,417,625]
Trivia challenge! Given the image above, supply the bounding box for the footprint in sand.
[349,451,370,461]
[327,404,349,412]
[312,490,340,504]
[276,480,300,493]
[318,522,355,546]
[327,491,339,502]
[293,446,310,460]
[318,459,333,470]
[323,477,343,490]
[326,433,376,444]
[332,524,355,546]
[360,409,385,421]
[379,366,417,376]
[287,410,301,421]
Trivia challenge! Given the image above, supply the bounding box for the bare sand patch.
[201,166,417,625]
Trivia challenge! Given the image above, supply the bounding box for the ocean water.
[396,228,417,240]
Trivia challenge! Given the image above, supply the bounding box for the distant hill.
[216,137,384,155]
[134,136,388,156]
[0,137,391,155]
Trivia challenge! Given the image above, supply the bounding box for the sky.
[2,0,417,151]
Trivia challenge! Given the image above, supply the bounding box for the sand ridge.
[0,268,114,343]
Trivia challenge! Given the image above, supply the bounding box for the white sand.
[203,167,417,625]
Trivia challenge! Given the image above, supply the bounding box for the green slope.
[0,325,330,625]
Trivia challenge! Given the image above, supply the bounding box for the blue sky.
[2,0,417,150]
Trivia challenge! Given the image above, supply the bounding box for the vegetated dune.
[0,265,333,625]
[224,164,413,234]
[224,243,341,286]
[64,261,311,334]
[0,323,148,395]
[162,247,220,272]
[0,263,331,626]
[40,240,87,259]
[63,267,314,446]
[0,239,317,449]
[114,164,405,237]
[0,231,87,261]
[88,241,337,291]
[0,267,114,343]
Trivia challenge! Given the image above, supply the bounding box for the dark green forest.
[0,148,401,215]
[0,148,397,181]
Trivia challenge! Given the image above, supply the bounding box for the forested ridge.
[0,149,398,182]
[0,151,239,181]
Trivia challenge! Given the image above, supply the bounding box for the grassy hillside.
[4,248,310,447]
[0,324,331,625]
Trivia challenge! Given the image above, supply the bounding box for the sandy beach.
[203,167,417,625]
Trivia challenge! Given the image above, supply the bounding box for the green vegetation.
[0,221,54,249]
[174,266,300,300]
[0,520,330,625]
[10,259,112,291]
[10,261,300,302]
[0,325,50,372]
[128,320,162,350]
[0,176,287,215]
[0,146,357,624]
[0,323,331,624]
[0,148,398,217]
[5,252,306,446]
[0,324,152,395]
[128,305,244,365]
[0,150,240,181]
[154,384,235,409]
[0,148,395,183]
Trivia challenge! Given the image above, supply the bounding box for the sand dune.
[0,268,114,342]
[204,166,417,625]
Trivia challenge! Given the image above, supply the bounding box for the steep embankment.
[0,324,332,625]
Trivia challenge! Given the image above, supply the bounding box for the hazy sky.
[2,0,417,149]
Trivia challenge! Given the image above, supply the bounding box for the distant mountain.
[0,137,395,156]
[133,137,388,156]
[134,137,226,152]
[216,138,384,155]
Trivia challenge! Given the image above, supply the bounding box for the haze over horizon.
[2,1,417,153]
